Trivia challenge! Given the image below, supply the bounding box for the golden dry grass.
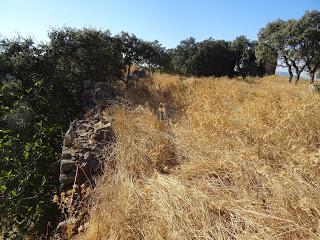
[79,75,320,240]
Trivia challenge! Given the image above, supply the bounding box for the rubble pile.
[54,80,117,239]
[59,115,114,190]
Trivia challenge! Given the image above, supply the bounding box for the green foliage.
[255,42,278,76]
[257,10,320,82]
[257,19,289,74]
[0,76,62,238]
[144,40,170,72]
[48,27,123,87]
[0,28,124,238]
[115,32,167,82]
[232,36,264,78]
[171,37,198,76]
[171,37,266,78]
[191,39,235,77]
[299,11,320,81]
[0,123,62,239]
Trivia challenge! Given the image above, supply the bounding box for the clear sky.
[0,0,319,48]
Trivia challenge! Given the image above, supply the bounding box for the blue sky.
[0,0,319,48]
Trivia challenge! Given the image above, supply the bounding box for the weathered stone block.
[95,81,107,89]
[63,134,73,147]
[64,122,77,147]
[83,152,99,170]
[82,89,94,98]
[59,172,76,185]
[58,98,114,192]
[61,148,72,159]
[94,88,106,103]
[88,158,100,170]
[84,152,94,161]
[60,159,76,172]
[94,129,108,142]
[84,79,95,89]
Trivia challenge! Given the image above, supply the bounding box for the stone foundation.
[54,80,118,238]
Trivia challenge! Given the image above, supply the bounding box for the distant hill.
[276,71,291,77]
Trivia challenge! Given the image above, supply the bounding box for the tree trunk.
[288,66,293,84]
[126,64,131,80]
[311,71,315,84]
[125,64,131,87]
[295,71,301,85]
[292,63,299,85]
[284,57,293,84]
[289,74,293,83]
[308,63,319,84]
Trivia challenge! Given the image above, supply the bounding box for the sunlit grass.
[80,75,320,240]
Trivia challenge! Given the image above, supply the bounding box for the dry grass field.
[80,74,320,240]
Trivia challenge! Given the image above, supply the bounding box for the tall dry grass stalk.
[80,75,320,240]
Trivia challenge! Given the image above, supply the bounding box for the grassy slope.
[80,75,320,240]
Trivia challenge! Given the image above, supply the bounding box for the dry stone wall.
[54,80,120,238]
[59,80,117,190]
[59,116,114,190]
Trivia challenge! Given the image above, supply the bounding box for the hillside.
[70,75,320,239]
